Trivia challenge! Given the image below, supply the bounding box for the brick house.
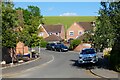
[66,22,95,41]
[38,24,65,42]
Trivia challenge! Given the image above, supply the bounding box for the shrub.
[110,52,120,72]
[40,40,48,48]
[69,39,81,50]
[103,48,112,58]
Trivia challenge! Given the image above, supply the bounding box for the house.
[38,24,65,42]
[66,22,95,41]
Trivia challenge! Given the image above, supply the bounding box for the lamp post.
[39,40,41,54]
[39,42,40,54]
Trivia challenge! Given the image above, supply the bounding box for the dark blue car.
[55,44,68,52]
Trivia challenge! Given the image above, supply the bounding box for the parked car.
[55,44,68,52]
[46,43,56,50]
[78,48,98,64]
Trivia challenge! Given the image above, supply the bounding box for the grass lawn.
[44,16,97,29]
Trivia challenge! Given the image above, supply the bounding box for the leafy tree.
[93,2,120,71]
[2,1,18,61]
[109,2,120,71]
[2,2,18,47]
[93,2,114,51]
[16,6,44,49]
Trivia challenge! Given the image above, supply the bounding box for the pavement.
[90,68,119,78]
[89,52,119,79]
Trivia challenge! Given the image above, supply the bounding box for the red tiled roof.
[45,34,62,42]
[43,24,63,33]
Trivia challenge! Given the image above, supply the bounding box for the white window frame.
[39,32,44,36]
[49,32,52,35]
[69,31,74,36]
[56,33,59,36]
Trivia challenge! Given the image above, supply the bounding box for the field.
[44,16,97,29]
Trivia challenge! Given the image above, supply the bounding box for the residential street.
[2,48,118,78]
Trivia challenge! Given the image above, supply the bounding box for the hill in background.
[44,16,97,29]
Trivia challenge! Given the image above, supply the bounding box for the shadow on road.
[70,57,112,70]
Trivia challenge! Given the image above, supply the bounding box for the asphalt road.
[3,48,106,78]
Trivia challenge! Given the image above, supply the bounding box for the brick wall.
[74,43,91,52]
[16,42,28,55]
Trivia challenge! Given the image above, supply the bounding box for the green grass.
[44,16,97,29]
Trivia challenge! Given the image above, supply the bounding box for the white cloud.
[48,7,54,11]
[60,12,78,16]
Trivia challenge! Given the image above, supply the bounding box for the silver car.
[78,48,98,64]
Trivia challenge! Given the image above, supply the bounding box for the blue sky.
[14,2,100,16]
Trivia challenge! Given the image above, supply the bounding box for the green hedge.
[69,39,81,50]
[40,41,48,48]
[110,51,120,72]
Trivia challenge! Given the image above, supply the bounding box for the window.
[69,31,74,36]
[56,33,59,36]
[78,31,82,35]
[49,33,52,35]
[39,32,44,36]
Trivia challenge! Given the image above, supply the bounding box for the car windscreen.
[50,43,55,46]
[61,44,67,48]
[81,49,95,54]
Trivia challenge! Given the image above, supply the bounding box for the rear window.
[81,49,96,54]
[50,43,55,46]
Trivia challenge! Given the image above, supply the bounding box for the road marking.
[2,55,54,78]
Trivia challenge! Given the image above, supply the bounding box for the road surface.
[3,48,116,78]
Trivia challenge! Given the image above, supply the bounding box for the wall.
[66,22,84,40]
[16,42,28,55]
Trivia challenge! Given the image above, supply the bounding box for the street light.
[39,41,40,54]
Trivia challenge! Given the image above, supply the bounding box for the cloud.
[60,12,78,16]
[48,7,54,11]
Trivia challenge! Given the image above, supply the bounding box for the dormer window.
[56,33,59,36]
[49,33,52,35]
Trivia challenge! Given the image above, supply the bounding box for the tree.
[16,6,44,49]
[93,2,120,71]
[93,2,115,51]
[109,2,120,71]
[2,1,18,62]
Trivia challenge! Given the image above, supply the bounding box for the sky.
[13,2,101,16]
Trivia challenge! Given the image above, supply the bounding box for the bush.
[110,52,120,72]
[40,40,48,48]
[103,48,111,58]
[69,39,81,50]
